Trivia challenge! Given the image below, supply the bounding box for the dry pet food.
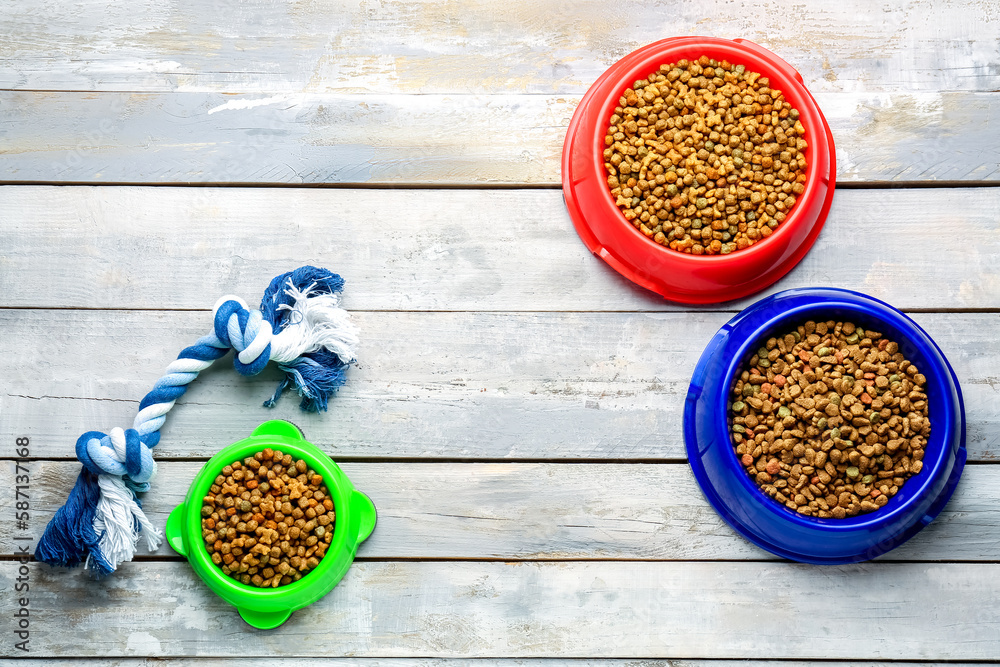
[201,449,336,587]
[603,56,808,255]
[730,320,931,518]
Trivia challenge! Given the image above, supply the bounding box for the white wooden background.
[1,0,999,663]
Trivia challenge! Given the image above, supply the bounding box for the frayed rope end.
[261,266,358,411]
[36,465,161,577]
[275,349,351,412]
[35,469,115,577]
[93,476,162,572]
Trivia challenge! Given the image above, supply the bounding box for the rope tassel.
[35,266,358,576]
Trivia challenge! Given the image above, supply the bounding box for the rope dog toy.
[35,266,359,576]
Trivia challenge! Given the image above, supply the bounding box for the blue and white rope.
[36,266,359,576]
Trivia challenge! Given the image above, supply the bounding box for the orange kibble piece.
[773,375,786,386]
[741,454,754,466]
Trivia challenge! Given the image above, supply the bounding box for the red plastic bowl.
[562,37,836,304]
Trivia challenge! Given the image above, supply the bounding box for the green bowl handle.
[238,607,292,630]
[165,504,188,557]
[351,491,377,543]
[251,420,305,440]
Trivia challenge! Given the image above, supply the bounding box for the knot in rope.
[75,428,156,490]
[213,296,273,376]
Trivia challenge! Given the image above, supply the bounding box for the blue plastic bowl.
[684,288,966,563]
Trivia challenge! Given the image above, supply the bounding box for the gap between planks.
[0,660,990,665]
[2,180,1000,189]
[3,307,1000,315]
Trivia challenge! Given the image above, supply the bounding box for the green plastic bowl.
[165,420,376,629]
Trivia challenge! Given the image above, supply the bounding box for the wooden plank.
[2,91,996,185]
[1,461,997,562]
[1,310,996,461]
[1,0,997,94]
[2,186,1000,311]
[2,310,996,461]
[5,560,1000,658]
[3,664,972,667]
[0,92,567,186]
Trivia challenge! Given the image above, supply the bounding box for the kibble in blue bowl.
[685,288,966,563]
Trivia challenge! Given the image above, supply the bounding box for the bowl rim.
[684,288,967,562]
[562,36,837,303]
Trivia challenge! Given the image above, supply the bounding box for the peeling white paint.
[207,95,292,114]
[126,631,162,654]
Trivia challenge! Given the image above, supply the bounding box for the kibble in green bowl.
[201,447,337,588]
[166,420,376,629]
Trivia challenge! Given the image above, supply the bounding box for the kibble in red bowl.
[603,57,809,256]
[562,37,836,304]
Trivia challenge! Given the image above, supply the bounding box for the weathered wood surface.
[2,461,997,561]
[3,186,1000,311]
[2,91,996,184]
[2,0,997,94]
[6,560,1000,658]
[2,310,995,461]
[2,0,997,660]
